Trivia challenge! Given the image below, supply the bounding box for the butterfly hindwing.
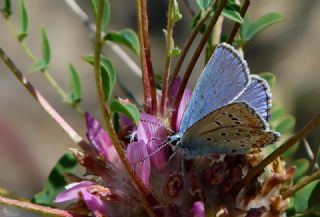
[235,75,272,121]
[180,127,279,158]
[179,102,279,158]
[179,43,250,133]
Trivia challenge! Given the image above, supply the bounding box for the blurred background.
[0,0,319,215]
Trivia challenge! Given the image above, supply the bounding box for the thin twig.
[227,0,250,45]
[0,47,88,149]
[93,1,157,216]
[0,195,76,217]
[136,0,157,115]
[160,0,174,115]
[3,18,84,115]
[282,171,320,199]
[172,0,228,128]
[303,139,320,171]
[169,1,214,90]
[232,113,320,195]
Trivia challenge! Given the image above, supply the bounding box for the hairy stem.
[136,0,157,115]
[3,18,84,115]
[282,171,320,199]
[233,113,320,195]
[0,47,87,149]
[172,0,228,128]
[93,1,157,216]
[227,0,250,45]
[0,195,76,217]
[160,0,174,115]
[169,2,214,90]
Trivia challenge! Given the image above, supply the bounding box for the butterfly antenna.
[140,118,175,133]
[136,140,172,165]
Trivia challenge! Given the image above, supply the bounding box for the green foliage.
[32,153,77,206]
[67,64,82,104]
[173,0,182,23]
[104,29,140,55]
[258,72,276,88]
[91,0,110,32]
[31,29,51,72]
[221,2,243,24]
[196,0,211,10]
[294,179,320,213]
[240,13,285,46]
[18,0,28,40]
[110,99,140,124]
[83,54,116,102]
[2,0,12,18]
[275,116,295,135]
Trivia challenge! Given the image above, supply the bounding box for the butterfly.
[168,43,280,159]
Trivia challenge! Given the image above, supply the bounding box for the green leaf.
[258,72,276,88]
[31,59,48,72]
[281,142,299,160]
[2,0,12,18]
[290,159,310,183]
[173,0,182,24]
[294,178,320,212]
[32,153,77,206]
[221,7,243,23]
[270,106,285,123]
[68,64,82,104]
[275,115,295,134]
[196,0,211,10]
[18,0,28,41]
[83,55,116,102]
[91,0,110,32]
[241,13,285,42]
[41,29,51,65]
[110,99,140,124]
[104,29,140,55]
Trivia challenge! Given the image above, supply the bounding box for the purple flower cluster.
[55,78,294,217]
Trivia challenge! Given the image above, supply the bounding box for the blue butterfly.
[169,43,279,159]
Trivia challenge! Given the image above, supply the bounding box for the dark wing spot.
[232,117,239,121]
[215,121,222,126]
[235,133,242,136]
[232,149,236,153]
[206,138,212,141]
[235,121,242,124]
[221,132,227,136]
[241,144,245,147]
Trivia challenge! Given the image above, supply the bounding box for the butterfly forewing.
[179,43,250,133]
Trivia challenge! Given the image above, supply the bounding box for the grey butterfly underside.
[179,43,250,133]
[179,102,279,158]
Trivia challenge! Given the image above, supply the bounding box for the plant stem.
[160,0,174,115]
[3,18,84,115]
[232,113,320,195]
[282,171,320,199]
[226,0,250,45]
[169,2,214,90]
[0,47,88,150]
[0,195,76,217]
[93,1,157,216]
[172,0,228,127]
[136,0,157,115]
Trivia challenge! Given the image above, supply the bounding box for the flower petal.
[81,189,109,215]
[138,113,169,170]
[176,88,192,130]
[54,181,95,203]
[85,112,119,164]
[127,140,150,187]
[191,201,205,217]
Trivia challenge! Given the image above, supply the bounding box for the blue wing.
[235,75,272,121]
[179,43,250,133]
